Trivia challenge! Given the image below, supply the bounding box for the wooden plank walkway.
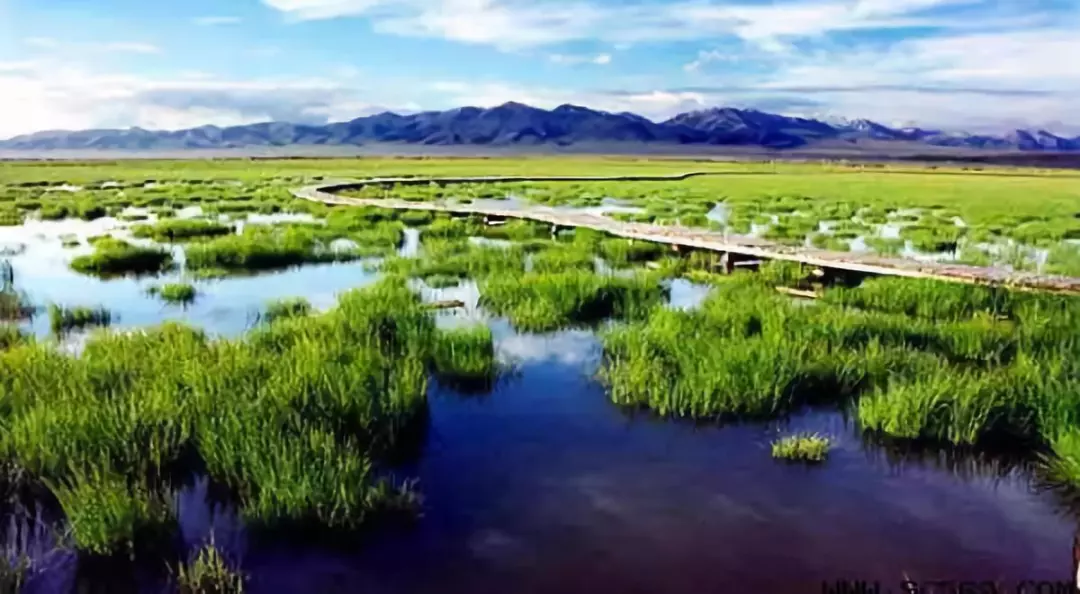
[292,175,1080,295]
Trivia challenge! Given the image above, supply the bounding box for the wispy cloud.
[0,61,410,138]
[260,0,1026,51]
[192,16,243,26]
[683,49,736,73]
[549,53,611,66]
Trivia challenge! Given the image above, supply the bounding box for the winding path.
[292,174,1080,295]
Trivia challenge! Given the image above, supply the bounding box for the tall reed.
[481,270,667,333]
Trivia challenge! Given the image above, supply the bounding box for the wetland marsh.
[1,157,1080,593]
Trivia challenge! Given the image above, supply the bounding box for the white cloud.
[193,16,243,26]
[260,0,1018,51]
[0,61,400,138]
[549,52,611,66]
[683,49,735,73]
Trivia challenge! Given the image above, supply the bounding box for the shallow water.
[3,220,1078,593]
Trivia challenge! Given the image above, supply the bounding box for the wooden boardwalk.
[292,175,1080,295]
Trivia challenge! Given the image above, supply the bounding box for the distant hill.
[3,102,1079,152]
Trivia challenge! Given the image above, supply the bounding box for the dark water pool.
[179,324,1074,594]
[4,219,1078,594]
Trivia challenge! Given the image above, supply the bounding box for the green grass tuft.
[480,270,667,333]
[771,433,832,462]
[47,304,112,334]
[176,541,246,594]
[70,238,174,277]
[132,219,234,242]
[150,282,198,305]
[261,297,313,324]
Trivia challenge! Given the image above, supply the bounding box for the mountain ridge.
[4,102,1079,152]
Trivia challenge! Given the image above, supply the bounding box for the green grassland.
[5,156,1079,274]
[3,155,1080,571]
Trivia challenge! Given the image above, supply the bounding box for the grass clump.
[50,468,175,557]
[0,324,28,349]
[150,282,198,305]
[809,233,850,251]
[0,278,497,552]
[0,207,24,226]
[70,238,174,277]
[431,325,498,392]
[1045,243,1080,277]
[480,270,667,333]
[531,245,596,274]
[176,541,246,594]
[382,242,527,282]
[821,277,1014,321]
[865,237,905,256]
[422,273,463,288]
[47,304,112,334]
[1,268,34,322]
[598,239,666,266]
[260,297,312,324]
[771,433,832,463]
[185,226,361,273]
[132,219,233,242]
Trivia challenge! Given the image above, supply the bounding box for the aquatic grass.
[0,324,27,349]
[810,233,850,251]
[431,325,498,392]
[1045,243,1080,277]
[176,540,246,594]
[47,304,112,334]
[599,239,666,266]
[771,433,832,462]
[0,278,494,551]
[185,226,361,273]
[420,217,481,240]
[150,283,198,305]
[260,297,312,324]
[757,260,807,288]
[74,203,107,221]
[821,277,1014,321]
[399,210,435,226]
[531,245,596,274]
[38,203,69,221]
[599,274,1079,444]
[132,219,234,242]
[902,224,963,253]
[70,238,174,277]
[382,243,527,281]
[0,263,33,322]
[475,219,550,241]
[0,208,23,226]
[480,270,667,333]
[865,237,905,256]
[422,273,463,288]
[49,468,176,557]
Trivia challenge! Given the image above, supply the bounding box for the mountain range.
[3,102,1079,152]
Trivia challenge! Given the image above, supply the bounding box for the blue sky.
[0,0,1078,138]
